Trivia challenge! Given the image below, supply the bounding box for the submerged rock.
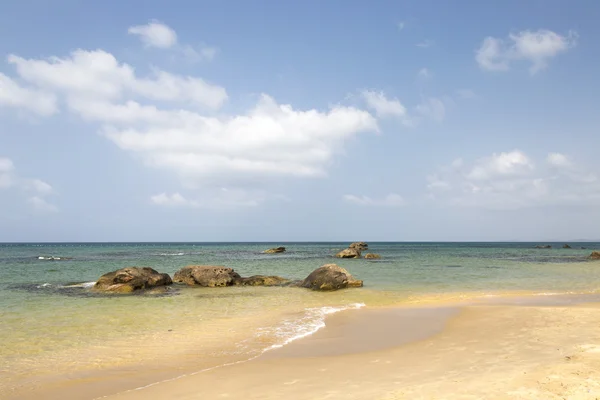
[301,264,363,291]
[349,242,369,251]
[234,275,290,286]
[263,247,286,254]
[563,244,572,249]
[590,251,600,260]
[93,267,172,294]
[364,253,381,259]
[173,265,241,287]
[335,248,362,259]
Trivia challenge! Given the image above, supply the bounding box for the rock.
[301,264,363,291]
[173,265,241,287]
[234,275,290,286]
[364,253,381,259]
[535,245,552,249]
[590,251,600,260]
[263,247,286,254]
[93,267,172,293]
[335,248,362,259]
[563,244,572,249]
[349,242,368,251]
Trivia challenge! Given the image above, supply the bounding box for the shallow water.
[1,242,599,394]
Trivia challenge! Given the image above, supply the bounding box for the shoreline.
[5,290,600,400]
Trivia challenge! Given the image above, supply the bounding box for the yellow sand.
[101,302,600,400]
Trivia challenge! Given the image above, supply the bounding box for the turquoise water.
[1,242,600,395]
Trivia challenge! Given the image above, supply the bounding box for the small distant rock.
[364,253,381,259]
[173,265,241,287]
[535,245,552,249]
[234,275,290,286]
[263,247,286,254]
[301,264,363,291]
[93,267,172,294]
[590,251,600,260]
[335,248,362,259]
[349,242,369,251]
[563,244,572,249]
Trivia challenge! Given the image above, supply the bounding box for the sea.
[1,242,600,397]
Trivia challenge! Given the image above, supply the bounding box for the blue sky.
[1,0,600,242]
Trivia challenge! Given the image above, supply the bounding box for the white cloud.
[151,188,268,209]
[3,46,380,207]
[27,196,58,213]
[465,150,533,181]
[181,44,218,62]
[397,21,405,31]
[128,21,177,49]
[547,152,571,168]
[0,73,58,116]
[476,29,577,74]
[416,40,434,48]
[0,157,57,211]
[8,50,227,109]
[361,90,408,119]
[427,150,600,209]
[343,193,405,207]
[415,97,445,122]
[417,68,431,79]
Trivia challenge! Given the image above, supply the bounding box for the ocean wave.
[155,252,186,256]
[61,282,96,289]
[36,283,52,288]
[259,302,366,352]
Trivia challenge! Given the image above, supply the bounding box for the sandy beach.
[8,294,600,400]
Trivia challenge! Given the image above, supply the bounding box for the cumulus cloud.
[476,29,577,74]
[0,157,57,212]
[361,90,407,119]
[28,196,58,213]
[343,193,405,207]
[427,150,600,209]
[1,47,380,206]
[8,50,227,109]
[128,21,217,62]
[128,20,177,49]
[0,73,57,116]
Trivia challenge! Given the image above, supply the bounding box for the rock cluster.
[93,263,362,293]
[364,253,381,259]
[336,242,370,258]
[590,251,600,260]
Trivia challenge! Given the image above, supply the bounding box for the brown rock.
[364,253,381,259]
[234,275,290,286]
[349,242,369,251]
[590,251,600,260]
[301,264,363,291]
[93,267,172,293]
[335,248,362,258]
[173,265,241,287]
[563,244,572,249]
[263,247,286,254]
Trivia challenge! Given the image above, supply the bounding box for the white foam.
[156,252,186,256]
[36,283,52,288]
[62,281,96,289]
[261,303,365,351]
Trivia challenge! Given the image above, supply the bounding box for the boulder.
[335,248,362,259]
[93,267,172,294]
[349,242,368,251]
[173,265,241,287]
[563,244,572,249]
[590,251,600,260]
[301,264,363,291]
[364,253,381,259]
[263,247,286,254]
[234,275,290,286]
[535,245,552,249]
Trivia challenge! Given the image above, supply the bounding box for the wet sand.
[8,295,600,400]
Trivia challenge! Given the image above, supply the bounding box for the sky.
[1,0,600,242]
